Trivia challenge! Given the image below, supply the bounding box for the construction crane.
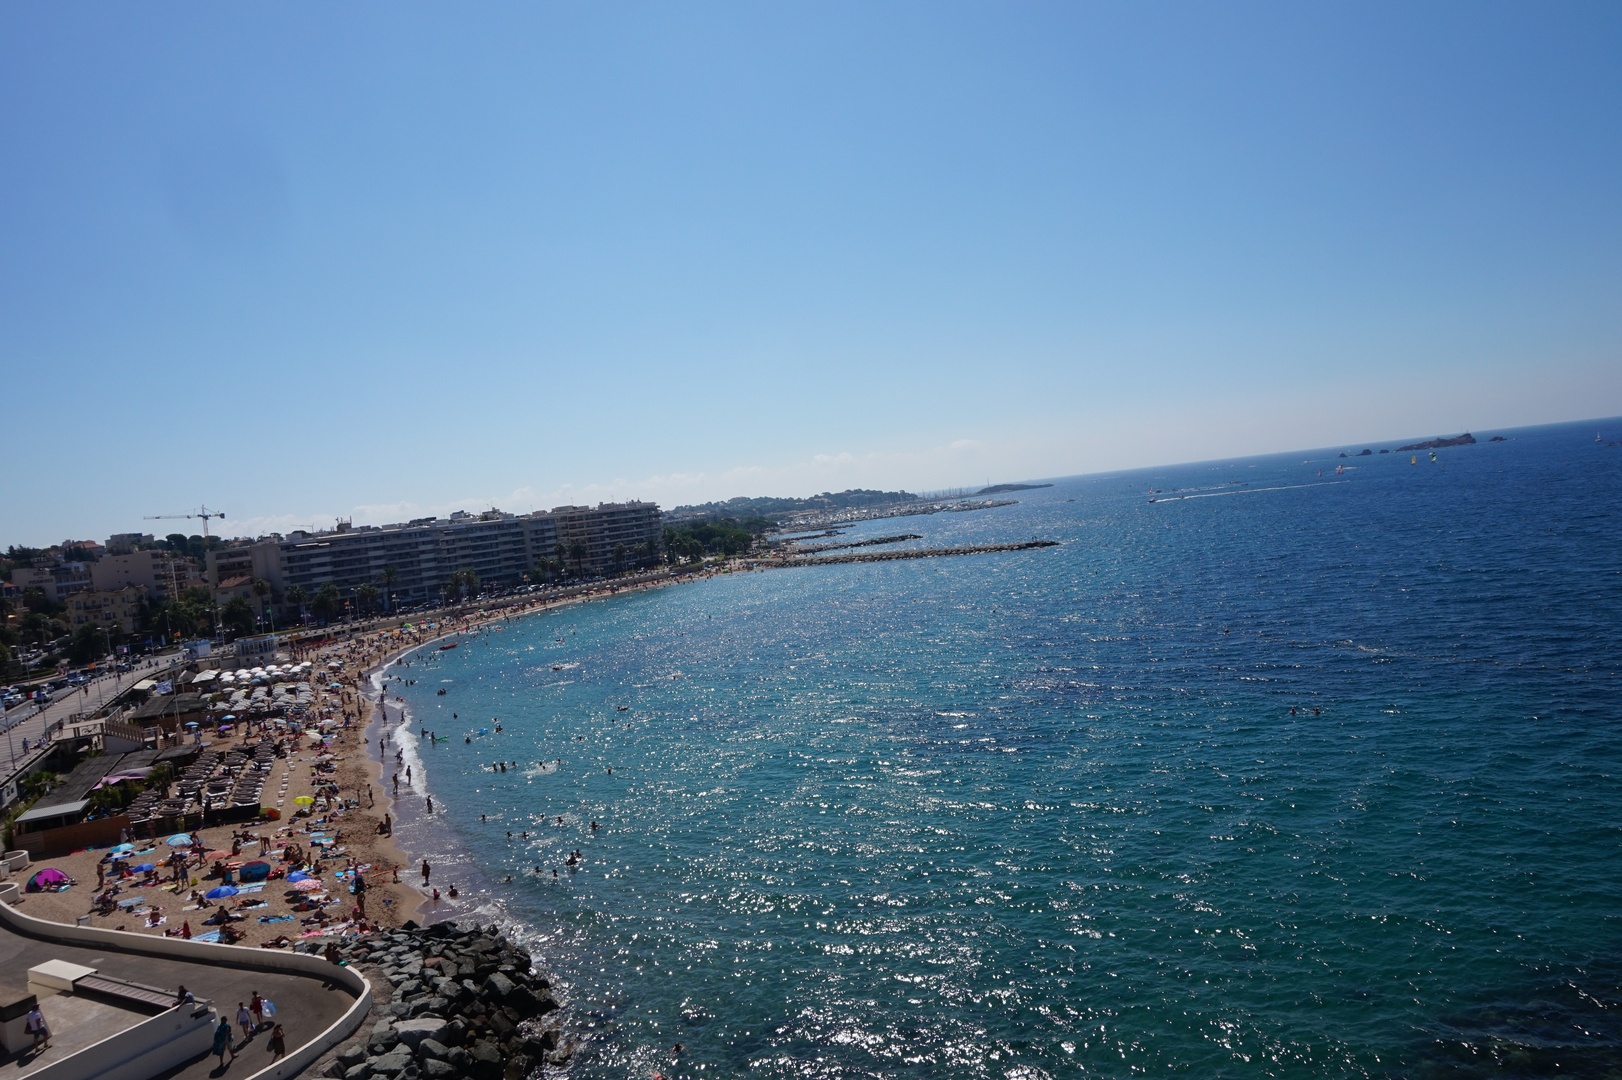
[145,505,227,539]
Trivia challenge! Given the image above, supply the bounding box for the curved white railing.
[0,900,372,1080]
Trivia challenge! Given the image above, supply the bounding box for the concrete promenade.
[0,915,356,1080]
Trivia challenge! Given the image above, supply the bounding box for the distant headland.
[668,483,1049,524]
[1396,433,1477,451]
[975,483,1052,495]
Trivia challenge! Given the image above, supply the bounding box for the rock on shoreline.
[319,921,574,1080]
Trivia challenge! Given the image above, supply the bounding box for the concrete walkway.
[0,921,355,1080]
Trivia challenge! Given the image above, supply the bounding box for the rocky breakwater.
[320,922,573,1080]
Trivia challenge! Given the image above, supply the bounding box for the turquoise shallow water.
[383,418,1622,1078]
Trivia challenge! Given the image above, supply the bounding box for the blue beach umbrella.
[165,834,193,847]
[205,885,238,899]
[131,863,156,872]
[286,871,311,882]
[110,843,135,854]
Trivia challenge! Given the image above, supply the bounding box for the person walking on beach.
[269,1023,286,1061]
[250,992,264,1031]
[236,1002,254,1041]
[421,859,431,886]
[213,1017,235,1065]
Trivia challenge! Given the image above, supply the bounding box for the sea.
[375,417,1622,1079]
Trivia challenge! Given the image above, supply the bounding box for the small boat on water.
[439,641,459,651]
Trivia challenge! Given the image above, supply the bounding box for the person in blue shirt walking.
[213,1017,235,1065]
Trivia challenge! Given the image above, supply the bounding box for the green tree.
[356,583,380,615]
[286,584,308,617]
[68,623,110,665]
[568,539,588,577]
[221,595,255,637]
[312,583,341,623]
[380,566,399,613]
[612,542,627,575]
[251,578,271,626]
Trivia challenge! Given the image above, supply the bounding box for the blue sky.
[3,2,1620,544]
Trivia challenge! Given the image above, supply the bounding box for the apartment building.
[66,586,145,633]
[10,564,94,603]
[205,502,661,608]
[89,550,187,601]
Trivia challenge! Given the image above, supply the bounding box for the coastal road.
[0,658,180,774]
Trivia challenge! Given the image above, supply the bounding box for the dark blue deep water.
[383,418,1622,1079]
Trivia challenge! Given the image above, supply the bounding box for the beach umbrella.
[292,879,322,892]
[293,796,315,806]
[110,842,135,854]
[205,849,232,860]
[287,870,311,882]
[205,885,238,899]
[130,863,156,873]
[164,834,193,847]
[184,721,200,729]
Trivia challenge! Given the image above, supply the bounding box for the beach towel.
[234,883,266,894]
[258,915,294,923]
[194,930,222,943]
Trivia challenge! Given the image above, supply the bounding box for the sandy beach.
[9,570,740,948]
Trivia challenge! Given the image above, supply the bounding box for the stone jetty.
[766,540,1058,568]
[781,532,923,554]
[317,921,574,1080]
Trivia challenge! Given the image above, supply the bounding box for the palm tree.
[312,583,341,624]
[356,583,380,615]
[286,584,308,619]
[568,539,588,577]
[380,566,399,614]
[250,578,274,632]
[612,542,627,575]
[553,542,567,577]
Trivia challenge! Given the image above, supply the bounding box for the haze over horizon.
[4,3,1620,545]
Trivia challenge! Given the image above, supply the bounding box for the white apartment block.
[205,502,662,608]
